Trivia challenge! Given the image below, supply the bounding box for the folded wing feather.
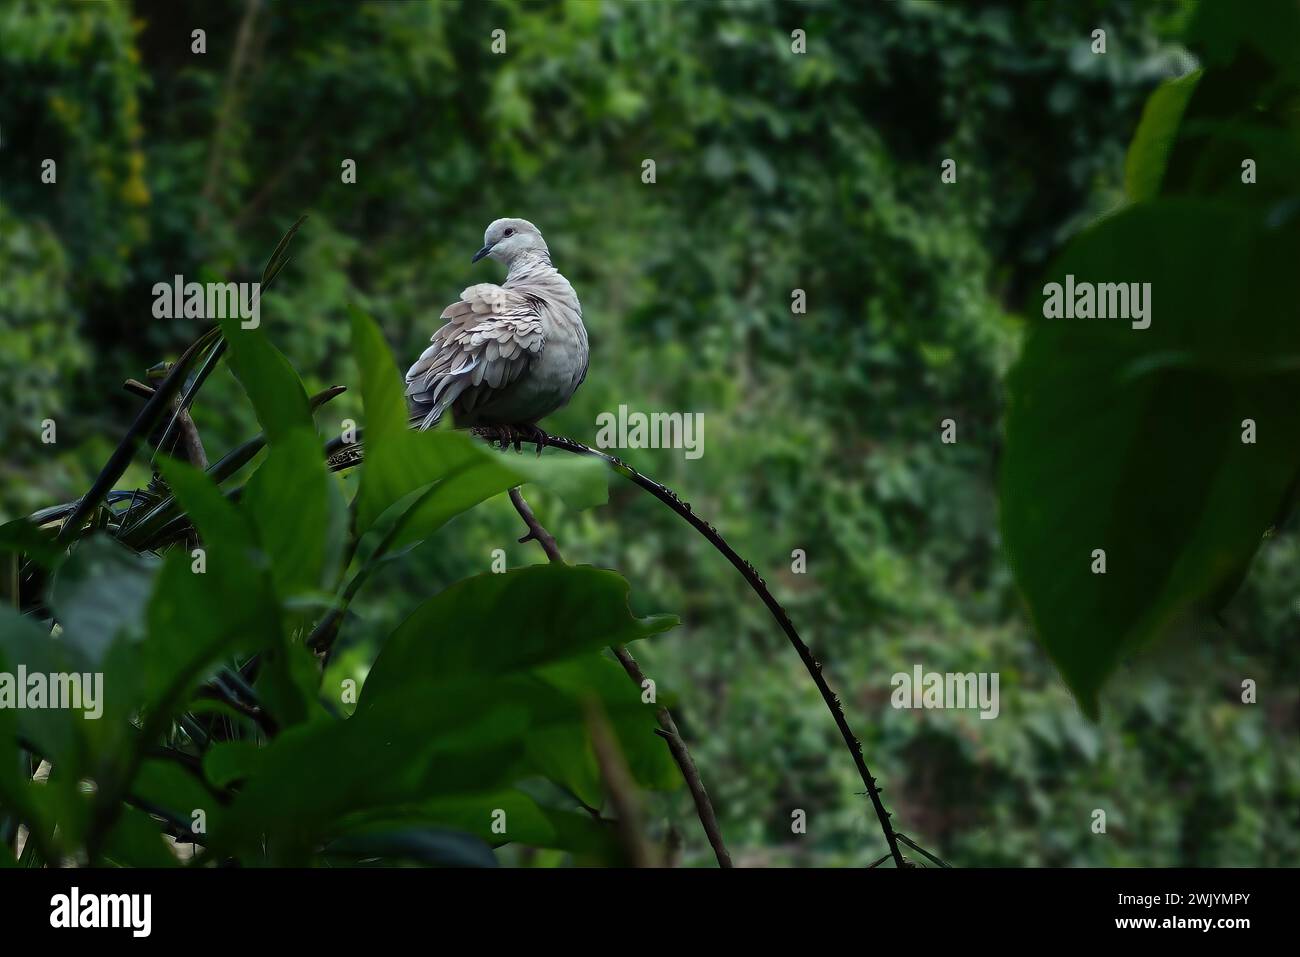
[405,283,545,430]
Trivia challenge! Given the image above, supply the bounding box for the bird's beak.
[471,243,494,264]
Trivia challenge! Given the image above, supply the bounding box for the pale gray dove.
[405,217,588,448]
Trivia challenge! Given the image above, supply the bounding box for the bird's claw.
[475,424,546,454]
[519,424,548,456]
[474,425,509,450]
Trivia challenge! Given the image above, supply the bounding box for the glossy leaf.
[361,564,677,693]
[47,536,157,666]
[219,314,314,444]
[1001,201,1300,715]
[242,427,347,602]
[147,459,305,727]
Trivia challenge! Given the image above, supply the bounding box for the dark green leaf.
[1001,201,1300,715]
[146,459,303,727]
[242,427,347,602]
[361,564,677,694]
[218,313,313,445]
[47,537,157,666]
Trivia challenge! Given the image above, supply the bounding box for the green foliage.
[363,564,675,686]
[0,201,87,468]
[1001,0,1300,714]
[0,295,674,866]
[2,0,1294,868]
[0,1,149,287]
[221,314,348,603]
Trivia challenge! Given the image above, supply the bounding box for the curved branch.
[507,487,733,869]
[124,378,207,468]
[536,435,906,869]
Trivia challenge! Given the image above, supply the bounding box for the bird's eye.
[503,228,515,237]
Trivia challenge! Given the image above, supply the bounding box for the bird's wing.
[405,282,545,429]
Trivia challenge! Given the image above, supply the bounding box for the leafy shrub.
[0,289,684,867]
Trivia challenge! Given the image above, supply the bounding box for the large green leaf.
[220,314,347,603]
[208,677,536,862]
[202,740,261,789]
[132,758,218,829]
[209,566,677,861]
[1001,200,1300,716]
[349,303,459,535]
[47,536,157,666]
[146,459,306,727]
[360,564,677,694]
[537,655,681,794]
[242,427,347,603]
[212,675,633,863]
[359,564,678,806]
[218,314,314,445]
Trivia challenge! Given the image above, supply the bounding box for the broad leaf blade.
[1001,201,1300,715]
[360,564,677,697]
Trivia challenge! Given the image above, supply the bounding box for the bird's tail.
[406,399,446,432]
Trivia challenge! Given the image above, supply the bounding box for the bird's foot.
[473,424,546,454]
[516,424,549,456]
[472,424,514,450]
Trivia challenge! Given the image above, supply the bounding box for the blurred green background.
[1,0,1295,866]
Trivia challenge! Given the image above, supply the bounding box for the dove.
[405,218,588,449]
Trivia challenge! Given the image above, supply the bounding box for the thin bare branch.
[125,377,208,469]
[507,486,734,869]
[533,435,906,869]
[507,487,562,560]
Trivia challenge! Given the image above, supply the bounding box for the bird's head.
[472,218,547,266]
